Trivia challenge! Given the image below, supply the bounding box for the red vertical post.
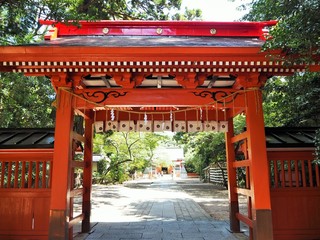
[48,89,74,240]
[225,117,240,232]
[245,89,273,239]
[82,110,94,232]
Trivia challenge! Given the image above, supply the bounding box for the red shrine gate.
[0,20,319,240]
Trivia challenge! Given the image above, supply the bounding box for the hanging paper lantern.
[105,121,118,131]
[94,121,104,133]
[119,121,135,132]
[219,121,228,132]
[174,121,187,132]
[137,120,153,132]
[203,121,219,132]
[154,120,172,132]
[187,121,203,132]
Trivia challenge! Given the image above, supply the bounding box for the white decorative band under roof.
[3,60,318,68]
[11,67,304,74]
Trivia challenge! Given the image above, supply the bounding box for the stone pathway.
[76,177,248,240]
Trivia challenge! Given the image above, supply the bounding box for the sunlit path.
[77,176,248,240]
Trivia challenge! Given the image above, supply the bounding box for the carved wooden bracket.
[233,73,271,89]
[112,73,134,88]
[50,73,72,88]
[175,73,205,88]
[132,73,146,87]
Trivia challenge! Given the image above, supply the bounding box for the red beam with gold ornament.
[40,20,277,38]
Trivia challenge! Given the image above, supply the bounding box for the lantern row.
[94,120,228,133]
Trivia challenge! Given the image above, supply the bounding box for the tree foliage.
[0,0,201,45]
[242,0,320,63]
[174,132,226,177]
[0,73,55,128]
[93,131,168,182]
[263,73,320,127]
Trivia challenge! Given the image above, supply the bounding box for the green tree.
[241,0,320,63]
[0,73,55,128]
[263,73,320,127]
[174,132,226,177]
[239,0,320,127]
[93,131,168,183]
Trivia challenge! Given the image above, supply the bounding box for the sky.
[182,0,251,21]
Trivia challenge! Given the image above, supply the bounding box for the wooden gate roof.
[0,20,319,117]
[0,128,54,149]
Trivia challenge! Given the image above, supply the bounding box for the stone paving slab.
[75,177,248,240]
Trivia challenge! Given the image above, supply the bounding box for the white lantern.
[105,121,118,131]
[119,121,135,132]
[218,121,228,132]
[173,121,187,132]
[94,121,104,133]
[137,120,153,132]
[154,121,172,132]
[187,121,203,132]
[203,121,219,132]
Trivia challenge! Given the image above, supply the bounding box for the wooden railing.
[268,151,320,189]
[0,159,52,189]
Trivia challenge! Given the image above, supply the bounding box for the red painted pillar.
[225,117,240,232]
[48,89,74,240]
[82,110,93,232]
[245,89,273,239]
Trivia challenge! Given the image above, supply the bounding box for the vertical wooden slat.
[287,160,292,187]
[48,161,53,188]
[308,160,313,187]
[0,161,5,188]
[294,160,299,187]
[280,160,285,187]
[7,161,12,188]
[269,160,273,187]
[42,161,47,188]
[14,161,19,188]
[35,161,40,188]
[28,161,33,188]
[316,164,320,187]
[21,161,26,188]
[301,160,307,187]
[274,160,279,188]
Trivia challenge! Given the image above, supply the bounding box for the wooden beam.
[73,88,246,108]
[236,213,253,228]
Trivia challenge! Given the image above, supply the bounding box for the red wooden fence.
[0,150,53,239]
[268,151,320,240]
